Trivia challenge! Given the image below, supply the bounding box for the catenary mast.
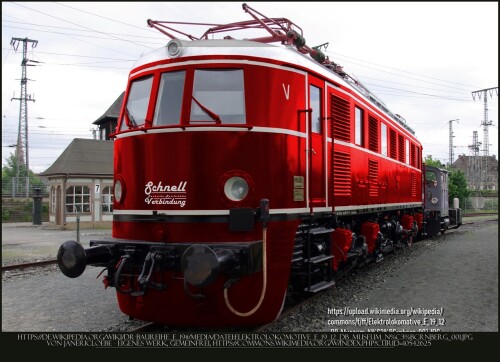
[10,37,38,196]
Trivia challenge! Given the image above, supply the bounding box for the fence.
[2,177,49,198]
[462,196,498,212]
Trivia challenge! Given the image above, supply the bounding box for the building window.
[51,187,56,213]
[190,69,246,124]
[355,106,363,146]
[102,186,113,213]
[153,71,186,126]
[66,186,91,213]
[310,85,321,133]
[381,123,387,156]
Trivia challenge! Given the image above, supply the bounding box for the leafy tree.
[2,152,45,195]
[449,169,470,208]
[423,155,445,169]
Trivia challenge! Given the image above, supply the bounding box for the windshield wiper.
[125,107,137,128]
[191,96,221,124]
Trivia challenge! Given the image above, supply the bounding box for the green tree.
[423,155,445,168]
[449,169,470,208]
[2,152,45,195]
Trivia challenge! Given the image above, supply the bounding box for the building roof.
[93,92,125,126]
[454,154,498,172]
[41,138,113,177]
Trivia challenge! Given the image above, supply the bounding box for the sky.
[2,1,498,174]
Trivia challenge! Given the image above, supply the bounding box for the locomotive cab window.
[153,71,186,126]
[355,106,363,146]
[120,75,154,130]
[190,69,246,124]
[310,85,321,133]
[381,122,388,156]
[426,170,438,188]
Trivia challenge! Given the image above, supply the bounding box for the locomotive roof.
[424,164,449,174]
[132,38,417,139]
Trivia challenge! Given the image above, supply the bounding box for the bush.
[1,199,49,223]
[2,209,10,222]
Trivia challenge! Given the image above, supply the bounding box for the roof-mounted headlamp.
[167,39,184,58]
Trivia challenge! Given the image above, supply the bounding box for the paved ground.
[1,222,122,332]
[2,222,112,266]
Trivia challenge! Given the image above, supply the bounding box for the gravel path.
[1,265,132,332]
[2,222,112,266]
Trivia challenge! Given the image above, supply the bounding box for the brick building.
[453,154,498,191]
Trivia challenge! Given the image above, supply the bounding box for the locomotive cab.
[424,165,462,236]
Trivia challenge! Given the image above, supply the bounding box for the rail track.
[2,214,496,273]
[1,258,58,272]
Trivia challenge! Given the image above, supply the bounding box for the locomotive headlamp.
[224,177,249,201]
[114,178,124,203]
[167,39,183,58]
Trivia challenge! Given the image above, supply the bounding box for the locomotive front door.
[308,82,326,208]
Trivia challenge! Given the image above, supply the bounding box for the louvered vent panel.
[368,115,378,152]
[411,172,417,197]
[331,94,350,142]
[368,159,379,197]
[390,129,397,159]
[333,151,351,196]
[398,134,405,162]
[411,143,416,167]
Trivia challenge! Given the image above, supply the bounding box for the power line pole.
[10,37,38,196]
[468,131,481,191]
[448,119,459,167]
[471,86,498,190]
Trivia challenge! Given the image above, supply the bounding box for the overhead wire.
[10,2,154,50]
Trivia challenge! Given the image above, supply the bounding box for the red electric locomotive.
[57,4,458,327]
